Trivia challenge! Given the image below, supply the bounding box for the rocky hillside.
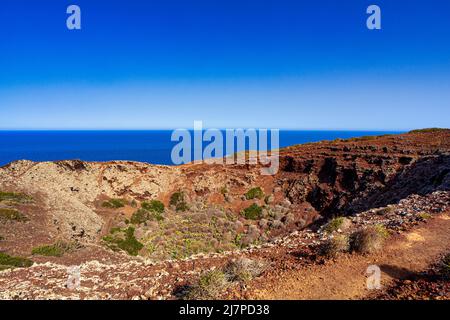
[0,129,449,299]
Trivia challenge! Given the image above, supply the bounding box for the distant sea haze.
[0,130,402,167]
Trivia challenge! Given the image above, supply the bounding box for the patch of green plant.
[220,186,228,195]
[141,200,165,213]
[0,208,29,222]
[102,198,127,209]
[130,208,149,224]
[0,191,33,204]
[103,227,143,256]
[245,187,264,200]
[32,241,73,257]
[0,235,4,241]
[170,191,188,212]
[0,252,33,270]
[418,212,432,220]
[373,224,390,238]
[324,217,346,233]
[130,208,164,224]
[242,204,262,220]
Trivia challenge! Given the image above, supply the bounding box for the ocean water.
[0,130,401,167]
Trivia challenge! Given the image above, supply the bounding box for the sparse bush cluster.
[141,200,164,213]
[0,252,33,271]
[103,227,144,256]
[245,187,264,200]
[319,224,389,258]
[32,241,75,257]
[323,217,351,233]
[350,225,389,254]
[319,234,350,258]
[170,191,188,212]
[0,191,33,204]
[131,201,165,224]
[223,257,268,283]
[242,204,262,220]
[0,208,29,222]
[184,270,229,300]
[184,257,267,300]
[102,198,127,209]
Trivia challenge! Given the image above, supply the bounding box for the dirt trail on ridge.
[251,213,450,300]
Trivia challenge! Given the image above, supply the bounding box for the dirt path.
[251,213,450,300]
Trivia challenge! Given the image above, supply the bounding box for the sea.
[0,130,402,167]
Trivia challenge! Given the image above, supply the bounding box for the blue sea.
[0,130,401,167]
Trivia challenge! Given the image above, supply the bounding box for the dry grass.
[319,234,350,258]
[184,270,229,300]
[0,208,29,222]
[223,257,268,282]
[350,225,389,254]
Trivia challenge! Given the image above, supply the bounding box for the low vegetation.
[441,253,450,278]
[130,208,164,224]
[223,257,268,283]
[350,225,389,254]
[184,270,229,300]
[242,204,263,220]
[141,200,165,213]
[102,198,127,209]
[409,128,447,134]
[32,241,74,257]
[103,227,144,256]
[319,234,350,258]
[245,187,264,200]
[0,191,33,204]
[0,252,33,270]
[0,208,29,222]
[184,257,267,299]
[323,217,351,233]
[418,212,432,220]
[170,191,188,212]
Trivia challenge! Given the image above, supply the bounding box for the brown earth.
[248,213,450,300]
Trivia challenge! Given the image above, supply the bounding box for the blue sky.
[0,0,449,130]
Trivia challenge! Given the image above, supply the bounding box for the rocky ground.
[0,129,449,300]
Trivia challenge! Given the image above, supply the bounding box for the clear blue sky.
[0,0,449,130]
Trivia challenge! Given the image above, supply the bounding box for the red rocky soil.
[0,129,449,300]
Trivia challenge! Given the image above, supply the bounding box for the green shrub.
[32,241,73,257]
[102,198,127,209]
[242,204,263,220]
[130,208,164,224]
[170,191,188,212]
[0,191,33,204]
[0,252,33,270]
[0,208,29,222]
[350,225,389,254]
[103,227,144,256]
[418,212,432,220]
[141,200,165,213]
[245,187,264,200]
[130,208,149,224]
[185,270,229,300]
[324,217,351,233]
